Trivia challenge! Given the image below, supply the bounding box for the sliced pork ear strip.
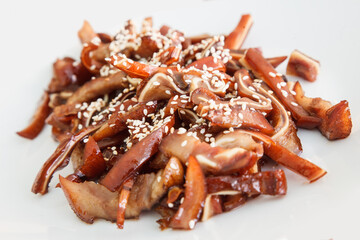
[290,81,352,140]
[159,129,262,175]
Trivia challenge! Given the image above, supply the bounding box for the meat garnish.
[286,50,320,82]
[78,20,98,44]
[59,175,118,223]
[66,136,106,181]
[291,81,352,140]
[168,156,206,230]
[92,101,158,141]
[117,177,134,229]
[17,91,52,139]
[137,73,187,102]
[234,69,302,154]
[126,156,184,218]
[159,130,260,175]
[66,71,128,105]
[100,116,175,191]
[32,125,101,194]
[22,15,353,230]
[206,170,287,195]
[224,14,253,50]
[240,48,321,129]
[48,57,92,93]
[234,130,327,182]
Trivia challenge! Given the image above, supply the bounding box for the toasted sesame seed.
[178,128,186,134]
[269,72,276,77]
[281,90,288,97]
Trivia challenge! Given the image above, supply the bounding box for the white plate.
[1,0,360,239]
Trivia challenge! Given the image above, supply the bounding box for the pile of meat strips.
[18,15,352,230]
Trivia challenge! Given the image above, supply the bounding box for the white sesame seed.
[242,75,249,80]
[189,220,195,229]
[291,101,298,106]
[181,140,188,147]
[153,81,160,86]
[143,109,148,115]
[290,90,297,95]
[281,90,288,97]
[168,203,174,208]
[280,82,287,87]
[173,95,179,100]
[170,108,174,114]
[269,72,276,77]
[180,197,184,204]
[165,90,171,95]
[178,128,186,134]
[238,112,244,119]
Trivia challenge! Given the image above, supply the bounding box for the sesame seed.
[153,81,160,86]
[290,90,297,95]
[178,128,186,134]
[269,72,276,77]
[165,90,171,95]
[180,197,184,204]
[281,90,288,97]
[238,112,244,119]
[83,138,89,143]
[280,82,287,87]
[181,140,188,147]
[291,101,298,106]
[143,109,148,115]
[168,203,174,208]
[242,75,249,80]
[170,108,174,114]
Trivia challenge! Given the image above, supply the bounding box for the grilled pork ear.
[17,91,52,139]
[286,50,320,82]
[168,156,206,230]
[159,130,262,175]
[291,81,352,140]
[59,157,184,224]
[233,69,302,154]
[59,175,118,224]
[240,48,321,129]
[137,73,187,102]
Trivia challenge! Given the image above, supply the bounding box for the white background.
[1,0,359,239]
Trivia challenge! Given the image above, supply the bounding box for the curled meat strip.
[191,87,274,135]
[32,125,101,194]
[58,154,184,223]
[290,81,352,140]
[234,69,302,154]
[159,129,262,175]
[240,48,321,129]
[17,91,52,139]
[232,130,327,182]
